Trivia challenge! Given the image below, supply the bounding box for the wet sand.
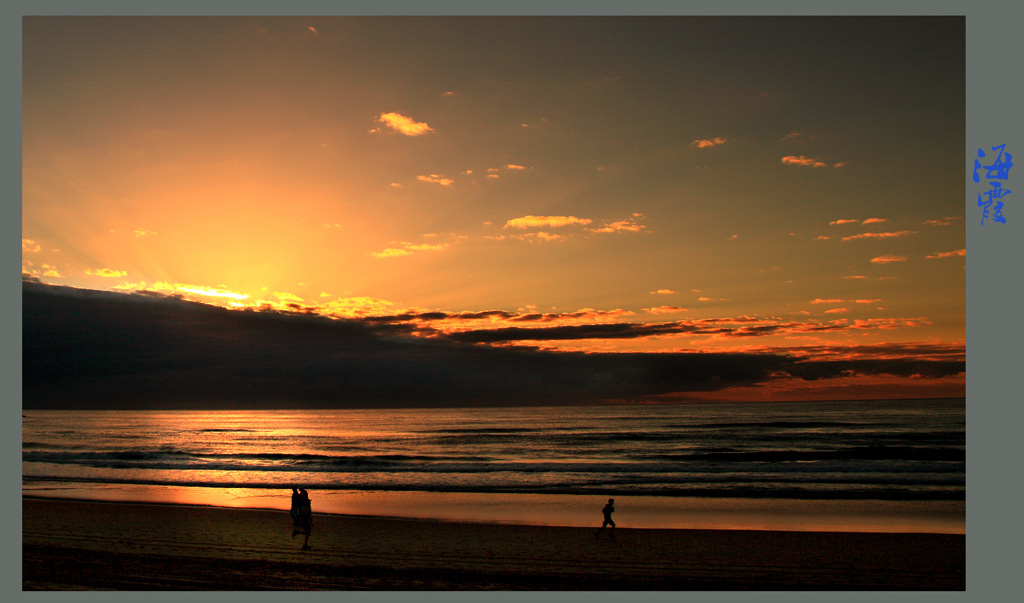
[22,497,965,590]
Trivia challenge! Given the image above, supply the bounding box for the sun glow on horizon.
[21,16,965,402]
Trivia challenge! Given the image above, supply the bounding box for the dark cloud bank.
[22,280,964,410]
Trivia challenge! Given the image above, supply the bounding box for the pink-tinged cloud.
[651,289,675,295]
[842,230,915,242]
[829,219,859,226]
[782,155,827,168]
[23,239,41,253]
[926,249,966,259]
[505,215,593,229]
[692,137,728,148]
[645,306,690,315]
[86,268,127,278]
[850,317,931,330]
[870,255,907,264]
[855,299,883,304]
[923,216,963,227]
[814,235,830,240]
[861,218,887,225]
[417,174,454,186]
[811,299,844,304]
[377,112,434,136]
[506,164,526,170]
[824,307,849,314]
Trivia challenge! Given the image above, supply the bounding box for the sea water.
[22,398,965,533]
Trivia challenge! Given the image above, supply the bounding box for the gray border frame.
[7,1,1015,602]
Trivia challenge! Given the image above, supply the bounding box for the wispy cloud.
[855,299,883,304]
[505,215,593,229]
[860,218,887,225]
[417,174,454,186]
[829,219,859,226]
[782,155,827,168]
[842,230,915,242]
[923,216,963,227]
[811,299,845,304]
[133,228,157,237]
[369,238,452,259]
[23,239,41,253]
[109,281,252,304]
[650,289,675,295]
[780,132,801,141]
[644,306,690,315]
[926,249,966,260]
[691,137,728,148]
[375,112,434,136]
[23,262,62,279]
[589,213,646,234]
[274,291,305,303]
[824,307,849,314]
[870,255,907,264]
[86,268,127,278]
[369,248,414,259]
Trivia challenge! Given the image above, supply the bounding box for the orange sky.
[22,17,965,402]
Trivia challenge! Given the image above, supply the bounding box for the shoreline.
[23,497,966,590]
[21,483,966,534]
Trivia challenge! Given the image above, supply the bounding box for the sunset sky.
[22,16,966,405]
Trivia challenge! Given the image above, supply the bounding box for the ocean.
[22,398,965,533]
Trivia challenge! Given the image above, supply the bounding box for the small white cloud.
[376,112,434,136]
[505,215,593,229]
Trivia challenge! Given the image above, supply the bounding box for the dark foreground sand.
[23,498,964,590]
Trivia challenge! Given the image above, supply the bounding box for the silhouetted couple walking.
[290,488,313,550]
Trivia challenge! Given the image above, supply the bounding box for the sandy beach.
[22,497,964,590]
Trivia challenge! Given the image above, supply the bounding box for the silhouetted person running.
[292,488,313,550]
[595,498,615,538]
